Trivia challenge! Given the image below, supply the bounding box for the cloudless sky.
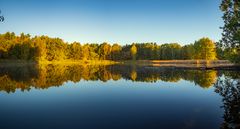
[0,0,223,45]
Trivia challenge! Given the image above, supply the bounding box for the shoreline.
[0,59,119,65]
[0,59,239,69]
[123,60,240,70]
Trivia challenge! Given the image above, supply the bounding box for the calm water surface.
[0,64,239,129]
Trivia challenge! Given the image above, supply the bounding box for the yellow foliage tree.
[194,38,217,60]
[130,43,137,60]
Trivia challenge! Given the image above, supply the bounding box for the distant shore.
[123,60,239,70]
[0,59,118,66]
[0,59,239,69]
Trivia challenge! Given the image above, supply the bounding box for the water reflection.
[0,64,222,93]
[214,73,240,129]
[0,64,239,129]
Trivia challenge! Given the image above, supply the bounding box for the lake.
[0,64,239,129]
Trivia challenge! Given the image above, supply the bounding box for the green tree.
[160,43,181,60]
[219,0,240,63]
[111,43,122,60]
[181,44,195,59]
[136,43,160,60]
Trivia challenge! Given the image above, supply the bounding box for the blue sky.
[0,0,223,45]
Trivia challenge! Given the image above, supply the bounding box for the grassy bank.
[0,59,239,69]
[123,60,239,69]
[38,60,120,65]
[0,59,119,66]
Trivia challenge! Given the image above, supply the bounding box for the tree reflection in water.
[0,64,221,93]
[0,64,239,128]
[214,72,240,129]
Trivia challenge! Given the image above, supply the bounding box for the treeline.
[0,32,220,62]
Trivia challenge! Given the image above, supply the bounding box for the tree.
[130,43,137,60]
[82,44,90,60]
[136,43,160,60]
[111,43,122,60]
[20,43,31,60]
[98,42,111,60]
[0,32,16,58]
[216,42,226,60]
[0,32,224,62]
[219,0,240,63]
[69,42,82,60]
[194,38,217,60]
[45,38,67,61]
[121,45,131,60]
[88,44,99,60]
[32,36,47,61]
[181,44,195,59]
[160,43,181,60]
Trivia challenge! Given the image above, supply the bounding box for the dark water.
[0,64,239,129]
